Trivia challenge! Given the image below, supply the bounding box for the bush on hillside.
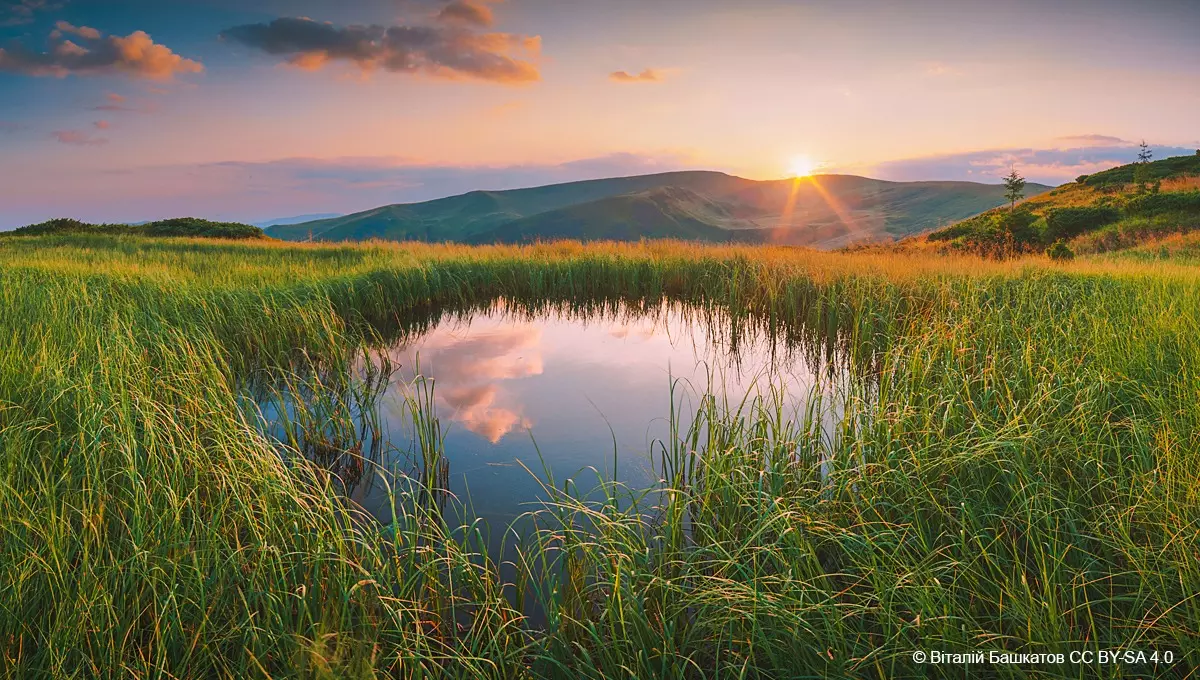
[1124,190,1200,217]
[3,218,125,237]
[1084,154,1200,188]
[1043,206,1121,242]
[3,217,265,240]
[141,218,264,239]
[927,208,1043,259]
[999,209,1041,245]
[1046,240,1075,261]
[928,209,1038,242]
[926,216,986,242]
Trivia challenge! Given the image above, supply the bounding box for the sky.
[1,0,1198,227]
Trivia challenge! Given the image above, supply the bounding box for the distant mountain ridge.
[254,213,342,228]
[267,171,1054,248]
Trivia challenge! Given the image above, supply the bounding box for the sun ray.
[804,175,865,241]
[773,174,865,245]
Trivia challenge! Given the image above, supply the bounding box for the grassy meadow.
[1,233,1198,678]
[923,153,1200,258]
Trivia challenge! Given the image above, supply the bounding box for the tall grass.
[0,234,1197,677]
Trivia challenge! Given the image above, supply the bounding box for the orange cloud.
[288,51,330,71]
[110,31,205,80]
[221,16,539,84]
[92,92,157,113]
[0,27,203,81]
[93,120,110,129]
[485,100,527,118]
[609,68,664,83]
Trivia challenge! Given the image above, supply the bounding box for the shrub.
[1046,240,1075,261]
[1124,190,1200,217]
[927,214,990,241]
[141,218,264,239]
[928,209,1040,257]
[3,220,119,239]
[1044,206,1121,242]
[1084,154,1200,188]
[998,209,1040,246]
[1076,174,1089,183]
[3,217,265,240]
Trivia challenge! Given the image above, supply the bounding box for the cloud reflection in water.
[393,323,543,443]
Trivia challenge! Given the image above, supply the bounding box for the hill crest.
[267,170,1054,248]
[914,152,1200,256]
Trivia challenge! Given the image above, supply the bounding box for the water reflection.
[399,324,543,443]
[350,302,844,529]
[254,299,854,545]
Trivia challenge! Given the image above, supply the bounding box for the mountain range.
[253,213,342,228]
[266,171,1054,247]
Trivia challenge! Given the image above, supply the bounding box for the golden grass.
[1160,175,1200,192]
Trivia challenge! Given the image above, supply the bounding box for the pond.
[256,300,851,553]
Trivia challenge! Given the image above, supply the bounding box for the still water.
[332,302,845,535]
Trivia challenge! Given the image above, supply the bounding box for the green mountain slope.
[715,175,1055,247]
[268,171,1054,247]
[920,152,1200,256]
[470,186,770,244]
[267,171,752,242]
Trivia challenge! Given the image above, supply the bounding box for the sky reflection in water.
[357,302,843,534]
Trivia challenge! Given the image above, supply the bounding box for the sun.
[788,155,818,178]
[788,155,818,177]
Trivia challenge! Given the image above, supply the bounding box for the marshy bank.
[0,235,1197,678]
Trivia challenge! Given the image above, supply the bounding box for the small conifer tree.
[1003,168,1026,212]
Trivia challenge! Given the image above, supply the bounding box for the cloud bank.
[220,16,539,83]
[867,142,1197,185]
[0,25,203,80]
[0,152,697,228]
[1055,134,1132,147]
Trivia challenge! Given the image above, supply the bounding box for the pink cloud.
[52,130,108,146]
[395,325,543,443]
[51,21,102,41]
